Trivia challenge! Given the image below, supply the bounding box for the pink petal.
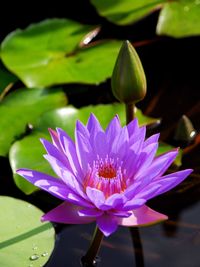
[97,214,118,237]
[118,205,168,227]
[42,202,95,224]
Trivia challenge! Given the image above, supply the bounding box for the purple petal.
[127,118,139,137]
[105,115,121,145]
[118,205,168,227]
[97,214,118,237]
[93,131,108,158]
[78,208,103,217]
[67,192,94,208]
[43,155,86,199]
[129,125,146,149]
[42,202,95,224]
[56,128,82,178]
[105,193,125,209]
[110,126,129,158]
[75,123,93,170]
[87,113,103,134]
[143,133,160,148]
[134,184,161,200]
[48,128,62,151]
[86,187,105,209]
[122,198,146,211]
[135,149,179,184]
[143,169,193,199]
[40,138,68,167]
[16,169,69,200]
[108,210,132,218]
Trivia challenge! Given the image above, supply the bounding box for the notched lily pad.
[1,18,121,88]
[0,196,55,267]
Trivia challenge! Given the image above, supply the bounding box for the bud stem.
[125,102,135,124]
[81,226,104,267]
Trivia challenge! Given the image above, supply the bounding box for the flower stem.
[81,226,104,267]
[130,227,145,267]
[125,102,135,124]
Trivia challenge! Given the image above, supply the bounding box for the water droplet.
[184,6,190,11]
[29,265,33,267]
[41,252,48,257]
[27,204,32,208]
[32,246,38,251]
[29,254,39,261]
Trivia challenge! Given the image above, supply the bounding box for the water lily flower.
[17,115,192,237]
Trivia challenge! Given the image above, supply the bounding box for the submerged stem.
[81,226,104,267]
[125,102,135,124]
[130,227,145,267]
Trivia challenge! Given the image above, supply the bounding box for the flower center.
[84,155,127,198]
[98,163,116,179]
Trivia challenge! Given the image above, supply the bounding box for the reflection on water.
[46,198,200,267]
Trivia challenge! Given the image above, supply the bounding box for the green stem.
[130,227,145,267]
[82,226,104,267]
[125,102,135,124]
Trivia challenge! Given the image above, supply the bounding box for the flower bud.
[111,40,147,104]
[174,115,196,144]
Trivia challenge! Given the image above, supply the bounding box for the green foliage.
[91,0,200,37]
[157,0,200,37]
[0,88,67,156]
[1,19,121,88]
[91,0,165,25]
[0,196,55,267]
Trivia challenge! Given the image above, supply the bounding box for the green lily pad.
[1,18,121,88]
[157,142,182,167]
[157,0,200,37]
[90,0,165,25]
[9,103,159,194]
[0,64,17,96]
[0,196,55,267]
[0,87,67,156]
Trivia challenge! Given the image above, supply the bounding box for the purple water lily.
[17,115,192,236]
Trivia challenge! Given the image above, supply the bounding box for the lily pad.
[157,142,182,167]
[0,87,67,156]
[1,18,121,88]
[0,196,55,267]
[157,0,200,37]
[90,0,165,25]
[9,103,159,194]
[0,64,17,95]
